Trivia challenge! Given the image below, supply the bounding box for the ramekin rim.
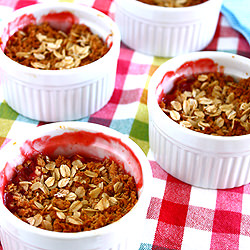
[0,121,152,240]
[148,51,250,142]
[115,0,221,13]
[0,2,121,77]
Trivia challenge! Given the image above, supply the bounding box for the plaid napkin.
[0,1,250,250]
[221,0,250,45]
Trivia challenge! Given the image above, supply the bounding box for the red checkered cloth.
[0,1,250,250]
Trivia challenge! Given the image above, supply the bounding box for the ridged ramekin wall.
[149,119,250,189]
[115,0,223,57]
[1,69,116,122]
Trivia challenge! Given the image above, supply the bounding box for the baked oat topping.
[159,72,250,136]
[137,0,208,7]
[4,22,109,70]
[4,154,138,232]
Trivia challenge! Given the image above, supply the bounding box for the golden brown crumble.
[159,73,250,136]
[4,154,138,232]
[4,22,109,70]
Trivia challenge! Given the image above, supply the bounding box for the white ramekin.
[0,122,152,250]
[147,51,250,189]
[0,3,121,122]
[114,0,222,57]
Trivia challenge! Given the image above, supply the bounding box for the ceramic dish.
[114,0,222,57]
[0,121,152,250]
[0,3,121,122]
[147,51,250,189]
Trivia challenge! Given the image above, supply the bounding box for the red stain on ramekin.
[0,130,143,198]
[157,58,225,101]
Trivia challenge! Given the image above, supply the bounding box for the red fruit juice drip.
[39,11,79,33]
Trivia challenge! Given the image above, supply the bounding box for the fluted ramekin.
[0,3,120,122]
[0,122,152,250]
[114,0,222,57]
[148,51,250,189]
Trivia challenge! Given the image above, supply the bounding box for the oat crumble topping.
[159,72,250,136]
[4,22,109,70]
[4,154,138,232]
